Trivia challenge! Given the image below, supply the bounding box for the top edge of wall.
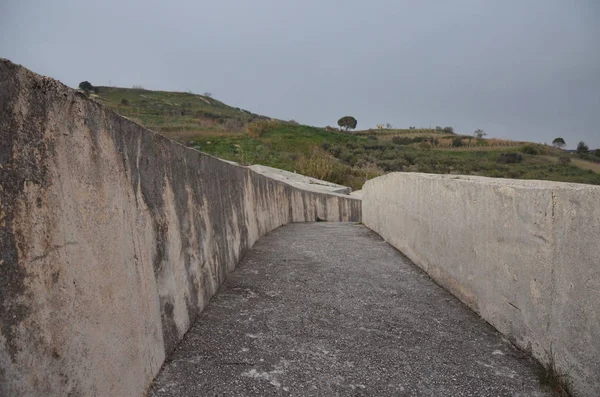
[367,172,600,191]
[0,58,361,201]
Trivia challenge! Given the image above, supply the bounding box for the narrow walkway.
[150,223,550,397]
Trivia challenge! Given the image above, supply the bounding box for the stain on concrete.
[0,59,57,362]
[0,59,361,397]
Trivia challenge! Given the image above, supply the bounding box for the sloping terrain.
[92,86,600,190]
[93,86,269,141]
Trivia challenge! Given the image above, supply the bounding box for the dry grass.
[434,138,524,149]
[538,346,573,397]
[247,119,282,138]
[296,147,336,181]
[571,158,600,173]
[438,145,525,151]
[167,130,244,141]
[376,132,444,141]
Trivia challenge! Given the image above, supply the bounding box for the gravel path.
[149,223,551,397]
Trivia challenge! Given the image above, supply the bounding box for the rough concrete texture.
[363,172,600,397]
[249,165,352,195]
[0,59,360,397]
[150,223,551,397]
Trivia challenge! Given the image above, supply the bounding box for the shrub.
[363,143,388,151]
[595,149,600,158]
[419,141,432,150]
[392,136,428,145]
[403,152,416,165]
[473,129,487,138]
[521,145,539,155]
[497,153,523,164]
[377,159,409,172]
[443,126,455,134]
[247,119,280,138]
[452,137,464,147]
[558,156,571,165]
[120,98,129,105]
[296,148,336,180]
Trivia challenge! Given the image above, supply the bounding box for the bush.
[443,126,454,134]
[392,136,428,145]
[496,153,523,164]
[296,148,340,180]
[120,98,129,105]
[558,156,571,165]
[452,137,463,147]
[377,159,409,172]
[419,142,432,150]
[403,152,416,165]
[595,149,600,158]
[247,119,280,138]
[521,145,539,155]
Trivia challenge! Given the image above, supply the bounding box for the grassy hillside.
[90,86,600,191]
[92,86,269,141]
[191,125,600,189]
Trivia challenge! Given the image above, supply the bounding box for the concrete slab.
[248,165,352,195]
[149,223,551,397]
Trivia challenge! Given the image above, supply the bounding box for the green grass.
[92,86,268,140]
[93,85,600,190]
[191,123,364,171]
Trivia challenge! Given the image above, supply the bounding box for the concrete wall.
[363,172,600,397]
[0,59,361,397]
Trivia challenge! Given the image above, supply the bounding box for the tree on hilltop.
[577,141,589,154]
[552,137,566,149]
[474,129,487,139]
[337,116,357,131]
[78,81,93,91]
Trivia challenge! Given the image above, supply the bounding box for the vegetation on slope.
[88,85,600,191]
[92,86,268,141]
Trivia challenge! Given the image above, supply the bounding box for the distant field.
[189,123,600,190]
[93,86,600,190]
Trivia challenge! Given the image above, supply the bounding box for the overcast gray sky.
[1,0,599,148]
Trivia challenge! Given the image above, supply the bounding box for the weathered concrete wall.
[363,172,600,397]
[0,59,361,397]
